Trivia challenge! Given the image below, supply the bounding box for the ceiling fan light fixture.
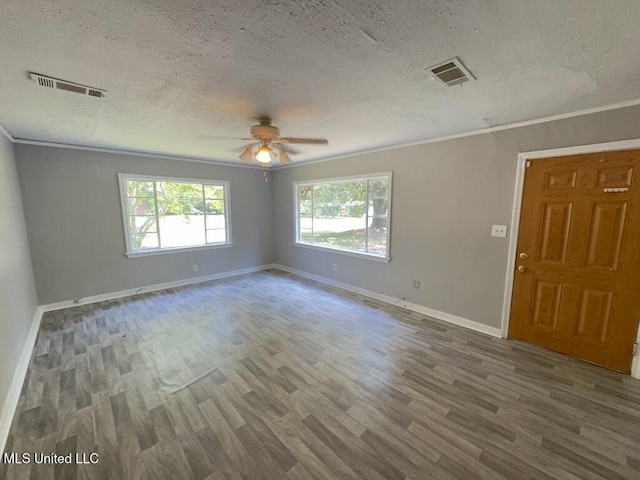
[227,117,328,165]
[279,148,292,164]
[239,146,253,163]
[255,145,273,164]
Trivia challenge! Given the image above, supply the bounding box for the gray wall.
[272,105,640,329]
[0,134,38,426]
[15,146,274,304]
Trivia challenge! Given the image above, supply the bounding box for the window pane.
[367,227,387,255]
[367,178,389,254]
[158,214,206,248]
[122,177,230,254]
[131,232,159,250]
[312,223,366,252]
[296,175,390,257]
[128,215,157,234]
[206,214,226,229]
[299,229,313,242]
[156,182,204,216]
[204,199,224,214]
[368,178,388,199]
[299,184,314,240]
[299,216,313,231]
[126,180,154,198]
[128,198,156,216]
[206,229,226,244]
[367,180,389,219]
[204,185,224,199]
[155,182,205,248]
[308,181,366,252]
[298,185,312,216]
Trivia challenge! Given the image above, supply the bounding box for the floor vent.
[428,57,475,87]
[29,73,107,98]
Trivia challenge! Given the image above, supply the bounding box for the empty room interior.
[2,1,640,479]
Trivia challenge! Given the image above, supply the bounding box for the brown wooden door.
[509,149,640,373]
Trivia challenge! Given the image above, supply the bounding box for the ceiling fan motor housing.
[250,123,280,139]
[238,117,327,165]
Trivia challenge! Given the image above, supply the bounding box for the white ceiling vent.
[29,73,107,99]
[428,58,475,87]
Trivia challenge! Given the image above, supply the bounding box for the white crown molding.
[4,97,640,169]
[273,96,640,170]
[272,264,503,338]
[0,123,15,142]
[11,138,264,170]
[0,306,43,455]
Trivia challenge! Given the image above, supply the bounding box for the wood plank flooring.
[2,269,640,479]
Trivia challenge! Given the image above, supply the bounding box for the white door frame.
[499,138,640,379]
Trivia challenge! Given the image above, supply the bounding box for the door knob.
[519,252,529,259]
[517,265,526,272]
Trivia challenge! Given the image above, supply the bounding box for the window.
[118,174,231,257]
[294,173,392,261]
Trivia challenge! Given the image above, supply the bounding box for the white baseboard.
[272,264,503,338]
[2,264,634,456]
[2,264,278,453]
[272,265,640,378]
[41,264,277,312]
[0,306,44,455]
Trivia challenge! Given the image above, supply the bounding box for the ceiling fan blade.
[198,135,244,140]
[279,137,328,145]
[238,147,253,163]
[272,142,300,155]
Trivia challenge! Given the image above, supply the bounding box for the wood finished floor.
[2,269,640,480]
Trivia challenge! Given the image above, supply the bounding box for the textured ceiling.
[1,1,640,165]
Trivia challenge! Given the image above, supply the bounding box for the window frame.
[118,173,232,258]
[293,172,392,263]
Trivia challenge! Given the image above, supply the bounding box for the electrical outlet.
[332,264,338,272]
[193,264,198,272]
[491,225,508,238]
[413,280,420,289]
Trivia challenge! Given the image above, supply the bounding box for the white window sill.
[294,242,390,263]
[125,243,232,258]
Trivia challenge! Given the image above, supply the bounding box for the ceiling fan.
[236,117,328,166]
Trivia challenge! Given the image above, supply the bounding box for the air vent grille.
[29,73,107,99]
[428,57,474,87]
[36,76,55,88]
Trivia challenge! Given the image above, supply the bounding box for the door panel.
[584,201,626,270]
[544,170,578,189]
[574,287,612,342]
[530,280,563,330]
[509,149,640,373]
[538,202,573,264]
[595,166,633,187]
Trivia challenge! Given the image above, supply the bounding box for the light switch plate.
[491,224,508,238]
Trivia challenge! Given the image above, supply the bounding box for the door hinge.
[525,160,531,168]
[634,342,638,356]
